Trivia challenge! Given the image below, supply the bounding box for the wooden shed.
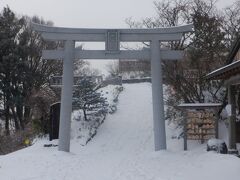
[206,36,240,149]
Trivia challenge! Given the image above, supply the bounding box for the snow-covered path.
[0,83,240,180]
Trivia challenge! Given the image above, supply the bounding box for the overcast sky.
[1,0,236,28]
[0,0,237,75]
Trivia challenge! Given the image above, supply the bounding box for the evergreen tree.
[16,15,62,130]
[0,7,62,134]
[0,7,24,134]
[73,77,108,122]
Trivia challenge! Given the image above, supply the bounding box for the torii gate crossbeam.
[32,23,193,152]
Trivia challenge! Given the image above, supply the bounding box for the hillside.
[0,83,240,180]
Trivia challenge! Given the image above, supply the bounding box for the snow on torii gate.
[32,23,193,152]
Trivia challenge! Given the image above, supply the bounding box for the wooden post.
[228,85,236,149]
[183,111,187,151]
[215,109,219,139]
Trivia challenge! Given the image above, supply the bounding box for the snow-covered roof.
[50,101,61,106]
[178,103,222,109]
[206,60,240,80]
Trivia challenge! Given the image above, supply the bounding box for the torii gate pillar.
[151,40,166,150]
[58,40,75,152]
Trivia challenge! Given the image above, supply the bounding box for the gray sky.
[0,0,237,75]
[1,0,156,28]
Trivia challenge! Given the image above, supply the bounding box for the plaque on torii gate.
[32,23,193,152]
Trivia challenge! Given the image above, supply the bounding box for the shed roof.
[178,103,222,109]
[206,60,240,80]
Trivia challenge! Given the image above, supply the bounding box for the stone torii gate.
[32,23,193,152]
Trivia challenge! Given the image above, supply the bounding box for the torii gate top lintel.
[32,22,193,34]
[31,23,193,42]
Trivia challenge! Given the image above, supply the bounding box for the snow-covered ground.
[0,83,240,180]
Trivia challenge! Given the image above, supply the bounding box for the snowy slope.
[0,83,240,180]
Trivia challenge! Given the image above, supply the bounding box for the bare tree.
[223,0,240,50]
[106,61,120,77]
[124,0,239,126]
[126,0,227,104]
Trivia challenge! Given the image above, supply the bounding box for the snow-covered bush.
[107,86,123,114]
[71,84,123,145]
[71,110,106,145]
[207,138,228,154]
[73,77,108,122]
